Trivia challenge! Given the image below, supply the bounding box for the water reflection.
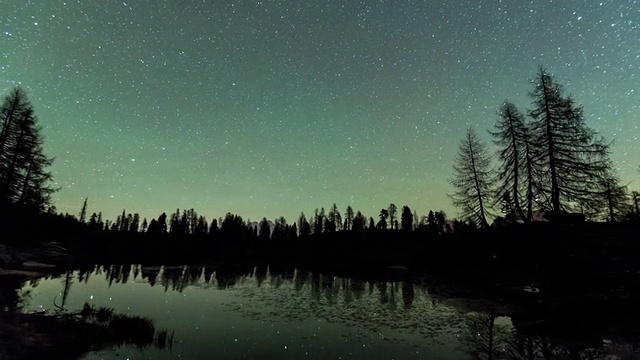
[460,311,640,360]
[10,264,640,359]
[0,274,172,360]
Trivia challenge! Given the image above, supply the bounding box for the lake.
[10,264,640,359]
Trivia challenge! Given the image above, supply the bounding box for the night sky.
[3,0,639,224]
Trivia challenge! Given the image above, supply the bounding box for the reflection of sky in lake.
[20,266,466,359]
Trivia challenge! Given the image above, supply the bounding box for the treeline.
[2,68,639,246]
[33,202,464,266]
[69,200,457,242]
[450,67,640,227]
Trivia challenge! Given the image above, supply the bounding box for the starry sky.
[3,0,639,224]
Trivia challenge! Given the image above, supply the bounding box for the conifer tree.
[352,211,366,231]
[449,128,492,228]
[88,212,99,230]
[259,217,271,240]
[412,210,419,231]
[434,211,447,233]
[129,213,140,232]
[631,191,640,222]
[328,203,342,232]
[388,203,397,229]
[0,87,55,210]
[377,209,388,229]
[298,211,311,236]
[272,216,287,241]
[209,218,218,236]
[79,197,88,223]
[520,125,536,221]
[400,205,413,231]
[490,102,528,221]
[528,67,611,212]
[426,210,437,234]
[194,215,208,235]
[588,169,630,221]
[313,208,325,234]
[343,205,354,231]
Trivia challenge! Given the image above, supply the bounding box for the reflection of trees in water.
[0,303,173,360]
[83,264,464,343]
[161,266,192,292]
[78,303,174,351]
[504,327,553,360]
[53,271,73,311]
[310,272,343,304]
[461,312,563,360]
[34,264,640,359]
[64,264,465,344]
[460,311,640,360]
[461,313,508,360]
[2,275,173,360]
[223,268,465,344]
[402,281,415,310]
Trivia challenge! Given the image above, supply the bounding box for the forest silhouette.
[0,67,639,274]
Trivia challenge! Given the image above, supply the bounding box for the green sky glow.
[4,0,639,223]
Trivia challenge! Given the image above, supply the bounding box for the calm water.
[15,265,640,359]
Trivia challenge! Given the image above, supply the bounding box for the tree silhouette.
[387,203,397,229]
[490,101,528,222]
[272,216,287,241]
[169,209,181,234]
[632,191,640,222]
[400,205,413,231]
[449,128,492,228]
[220,212,246,238]
[343,205,354,231]
[298,211,311,236]
[259,217,271,240]
[179,211,189,234]
[520,125,536,222]
[89,213,99,230]
[145,213,167,234]
[327,203,342,232]
[597,171,630,222]
[146,219,158,234]
[194,215,208,235]
[209,218,218,236]
[377,209,388,229]
[123,213,133,232]
[498,192,518,224]
[79,197,88,223]
[129,213,140,232]
[114,209,127,232]
[352,211,366,231]
[0,87,55,211]
[426,210,437,234]
[157,212,168,234]
[313,208,325,234]
[88,212,103,231]
[528,67,611,212]
[434,211,446,233]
